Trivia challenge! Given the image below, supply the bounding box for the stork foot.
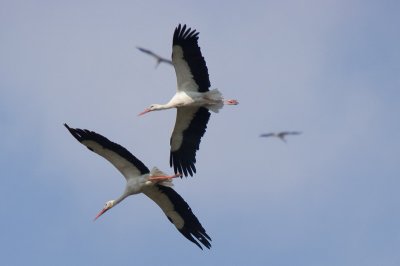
[225,99,239,105]
[148,173,182,182]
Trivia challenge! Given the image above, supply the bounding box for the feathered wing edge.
[172,24,210,93]
[143,184,211,249]
[170,107,211,177]
[64,124,150,175]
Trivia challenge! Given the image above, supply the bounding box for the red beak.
[94,208,108,221]
[138,108,150,116]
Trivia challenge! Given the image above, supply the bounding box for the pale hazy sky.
[1,1,399,265]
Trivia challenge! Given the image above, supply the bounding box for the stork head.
[138,104,163,116]
[94,200,115,221]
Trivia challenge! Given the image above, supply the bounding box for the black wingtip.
[64,123,84,143]
[136,46,145,52]
[64,123,77,139]
[174,23,199,43]
[179,228,212,250]
[170,152,196,177]
[156,185,212,249]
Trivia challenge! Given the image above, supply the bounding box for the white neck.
[155,102,175,110]
[113,192,129,206]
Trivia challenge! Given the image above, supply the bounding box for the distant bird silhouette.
[137,46,173,67]
[260,131,302,143]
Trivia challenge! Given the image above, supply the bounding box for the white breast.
[168,91,195,107]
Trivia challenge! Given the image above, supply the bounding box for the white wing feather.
[172,45,199,93]
[82,140,143,181]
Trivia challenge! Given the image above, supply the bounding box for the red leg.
[225,99,239,105]
[148,173,182,182]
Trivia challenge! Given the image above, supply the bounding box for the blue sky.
[1,0,399,265]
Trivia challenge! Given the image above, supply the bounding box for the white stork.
[260,131,302,143]
[64,124,211,249]
[137,46,173,67]
[139,24,238,177]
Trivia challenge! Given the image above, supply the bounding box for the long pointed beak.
[94,208,108,221]
[138,109,151,116]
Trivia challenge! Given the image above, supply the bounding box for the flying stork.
[260,131,302,143]
[137,46,173,67]
[64,124,211,249]
[139,24,238,177]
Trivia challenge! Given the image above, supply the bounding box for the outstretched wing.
[170,107,211,177]
[285,131,302,136]
[64,124,150,180]
[172,24,210,93]
[143,184,211,250]
[137,46,173,66]
[260,133,275,138]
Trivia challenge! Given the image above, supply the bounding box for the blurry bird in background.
[260,131,302,143]
[137,46,173,67]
